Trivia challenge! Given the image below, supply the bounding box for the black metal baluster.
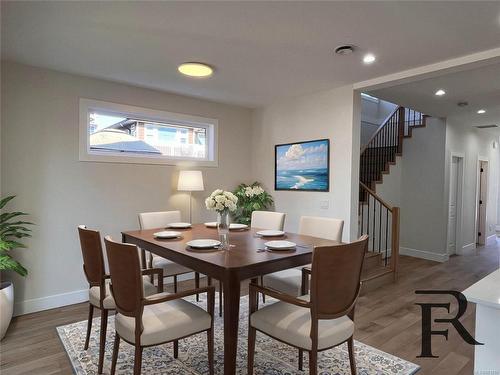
[385,209,389,266]
[378,200,382,253]
[372,195,376,252]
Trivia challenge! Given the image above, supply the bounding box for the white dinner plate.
[186,239,221,249]
[230,223,248,230]
[265,240,296,251]
[256,230,285,237]
[204,222,217,228]
[153,231,182,239]
[167,222,192,229]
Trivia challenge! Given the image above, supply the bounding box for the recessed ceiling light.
[363,53,376,64]
[435,89,446,96]
[477,109,486,114]
[178,62,214,78]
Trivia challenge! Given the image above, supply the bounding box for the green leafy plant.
[233,182,274,225]
[0,196,33,277]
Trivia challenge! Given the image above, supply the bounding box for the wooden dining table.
[122,224,340,375]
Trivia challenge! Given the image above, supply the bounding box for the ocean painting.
[275,139,330,191]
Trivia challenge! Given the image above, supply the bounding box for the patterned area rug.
[57,293,419,374]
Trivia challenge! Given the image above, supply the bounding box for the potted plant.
[0,196,33,340]
[233,182,273,225]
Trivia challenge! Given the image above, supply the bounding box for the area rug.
[57,293,420,374]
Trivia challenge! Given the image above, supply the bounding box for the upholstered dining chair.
[250,210,286,231]
[104,236,215,375]
[78,225,162,374]
[263,216,344,296]
[248,235,368,375]
[251,210,286,303]
[138,211,201,296]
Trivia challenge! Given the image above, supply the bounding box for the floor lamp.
[177,170,204,223]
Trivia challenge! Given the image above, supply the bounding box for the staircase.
[359,106,426,284]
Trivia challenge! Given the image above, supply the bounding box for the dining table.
[121,224,340,375]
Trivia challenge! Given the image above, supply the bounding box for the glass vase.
[217,210,230,249]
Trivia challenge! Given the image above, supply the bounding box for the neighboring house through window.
[79,99,218,166]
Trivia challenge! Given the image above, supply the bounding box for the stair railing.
[359,182,400,281]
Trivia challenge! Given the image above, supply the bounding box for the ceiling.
[2,1,500,108]
[368,62,500,136]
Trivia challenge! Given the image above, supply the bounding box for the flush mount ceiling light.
[477,109,486,114]
[435,89,446,96]
[363,53,376,64]
[178,62,214,78]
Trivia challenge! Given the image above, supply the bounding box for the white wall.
[251,86,360,241]
[369,118,449,261]
[1,62,253,315]
[360,96,397,147]
[444,121,500,249]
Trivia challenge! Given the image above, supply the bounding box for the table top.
[463,269,500,310]
[122,224,340,272]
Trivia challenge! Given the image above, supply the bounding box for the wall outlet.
[320,200,329,210]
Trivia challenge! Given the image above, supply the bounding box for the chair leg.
[260,276,266,303]
[247,326,256,375]
[219,281,223,317]
[134,344,143,375]
[195,272,200,302]
[309,349,318,375]
[84,304,94,350]
[173,275,178,293]
[173,340,179,359]
[348,337,357,375]
[98,309,109,374]
[298,348,303,371]
[110,333,120,375]
[207,329,214,375]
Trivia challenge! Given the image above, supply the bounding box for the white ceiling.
[368,62,500,136]
[2,1,500,108]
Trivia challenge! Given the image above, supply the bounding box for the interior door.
[447,158,459,254]
[477,161,488,245]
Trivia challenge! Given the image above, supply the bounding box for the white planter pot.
[0,281,14,340]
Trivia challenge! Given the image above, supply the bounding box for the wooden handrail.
[359,182,393,211]
[360,106,400,153]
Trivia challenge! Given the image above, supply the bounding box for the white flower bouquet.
[205,189,238,213]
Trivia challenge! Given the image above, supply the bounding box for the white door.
[447,157,459,254]
[477,161,488,245]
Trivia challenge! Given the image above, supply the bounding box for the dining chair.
[263,216,344,296]
[248,235,368,375]
[251,210,286,303]
[78,225,163,374]
[250,210,286,231]
[104,236,215,375]
[139,211,201,297]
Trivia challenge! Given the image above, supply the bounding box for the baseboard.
[400,247,449,262]
[13,273,199,316]
[486,234,497,245]
[14,289,89,317]
[461,243,476,253]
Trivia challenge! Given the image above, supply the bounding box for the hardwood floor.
[1,239,498,374]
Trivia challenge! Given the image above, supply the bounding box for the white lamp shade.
[177,170,204,191]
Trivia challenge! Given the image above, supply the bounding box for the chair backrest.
[104,236,144,317]
[309,235,368,319]
[78,225,105,286]
[138,210,182,230]
[299,216,344,242]
[250,211,285,230]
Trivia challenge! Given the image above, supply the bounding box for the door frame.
[447,152,465,255]
[475,156,489,245]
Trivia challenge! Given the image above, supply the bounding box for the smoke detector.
[457,101,469,107]
[334,45,355,55]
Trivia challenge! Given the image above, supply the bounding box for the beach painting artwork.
[275,139,330,191]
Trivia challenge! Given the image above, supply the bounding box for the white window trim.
[79,98,219,167]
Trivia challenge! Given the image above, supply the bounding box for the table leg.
[223,272,240,375]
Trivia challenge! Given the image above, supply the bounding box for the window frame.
[79,98,218,167]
